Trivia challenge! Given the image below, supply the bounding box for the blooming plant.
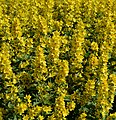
[0,0,116,120]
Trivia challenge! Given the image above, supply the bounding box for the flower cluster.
[0,0,116,120]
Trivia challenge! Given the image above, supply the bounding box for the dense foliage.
[0,0,116,120]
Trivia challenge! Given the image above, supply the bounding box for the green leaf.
[64,95,71,102]
[13,115,17,120]
[8,102,14,109]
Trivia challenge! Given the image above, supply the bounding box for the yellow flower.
[62,109,69,117]
[89,54,98,67]
[91,42,98,51]
[67,101,76,111]
[16,103,27,115]
[34,106,42,114]
[23,115,29,120]
[24,95,31,103]
[39,115,44,120]
[77,112,87,120]
[17,97,21,102]
[47,114,56,120]
[5,94,10,99]
[48,82,53,88]
[19,61,29,68]
[43,106,52,114]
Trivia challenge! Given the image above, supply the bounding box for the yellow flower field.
[0,0,116,120]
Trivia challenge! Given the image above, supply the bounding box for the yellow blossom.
[24,94,31,103]
[67,101,76,111]
[23,115,29,120]
[91,42,98,51]
[43,106,52,114]
[39,115,44,120]
[16,103,27,115]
